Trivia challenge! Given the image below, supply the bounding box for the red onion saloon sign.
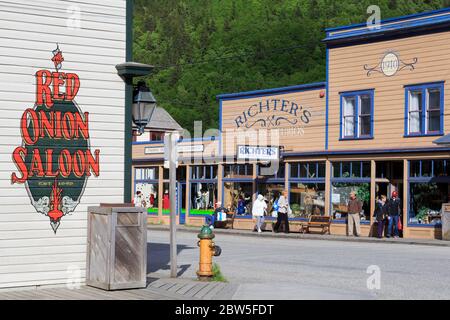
[11,45,100,233]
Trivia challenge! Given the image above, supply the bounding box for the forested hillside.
[133,0,448,133]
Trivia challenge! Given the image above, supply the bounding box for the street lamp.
[132,81,157,135]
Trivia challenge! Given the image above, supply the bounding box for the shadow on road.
[147,242,196,277]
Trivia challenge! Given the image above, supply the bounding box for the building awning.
[433,134,450,146]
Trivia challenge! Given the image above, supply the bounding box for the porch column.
[403,159,408,238]
[217,163,223,204]
[158,164,163,222]
[185,165,190,225]
[252,163,257,202]
[325,159,331,216]
[370,160,376,230]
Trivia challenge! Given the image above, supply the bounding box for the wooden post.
[403,159,408,238]
[325,159,331,216]
[185,165,190,225]
[167,132,178,278]
[370,160,376,236]
[217,163,223,204]
[158,165,163,221]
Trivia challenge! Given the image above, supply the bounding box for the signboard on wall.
[237,145,279,160]
[10,45,100,233]
[364,51,418,77]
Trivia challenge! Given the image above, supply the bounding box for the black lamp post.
[116,61,155,203]
[132,81,157,135]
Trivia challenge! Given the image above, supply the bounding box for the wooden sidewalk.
[0,277,238,300]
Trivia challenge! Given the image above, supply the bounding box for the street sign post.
[164,132,179,278]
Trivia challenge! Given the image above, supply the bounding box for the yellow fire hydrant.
[197,225,221,281]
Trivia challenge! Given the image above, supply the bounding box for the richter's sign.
[10,45,100,233]
[234,98,311,129]
[237,145,279,161]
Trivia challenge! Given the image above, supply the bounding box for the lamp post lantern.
[132,81,157,135]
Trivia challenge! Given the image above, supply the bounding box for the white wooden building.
[0,0,127,288]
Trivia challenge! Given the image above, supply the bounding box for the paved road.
[147,230,450,300]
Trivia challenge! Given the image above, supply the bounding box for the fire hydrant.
[197,225,221,281]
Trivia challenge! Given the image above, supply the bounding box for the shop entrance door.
[178,182,187,225]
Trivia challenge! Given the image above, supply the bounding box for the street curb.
[147,224,450,247]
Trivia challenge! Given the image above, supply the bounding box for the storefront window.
[190,182,217,216]
[331,183,371,223]
[135,182,159,214]
[191,165,218,180]
[135,167,158,180]
[408,159,450,226]
[223,182,253,216]
[162,183,170,215]
[409,183,447,226]
[289,183,325,218]
[291,162,325,179]
[257,183,285,214]
[224,164,253,178]
[332,161,370,178]
[258,163,285,179]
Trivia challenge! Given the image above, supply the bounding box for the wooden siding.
[328,30,450,150]
[221,89,326,156]
[0,0,126,288]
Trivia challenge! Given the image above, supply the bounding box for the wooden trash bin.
[86,205,147,290]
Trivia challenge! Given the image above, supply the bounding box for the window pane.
[428,110,441,132]
[360,95,371,115]
[318,162,326,178]
[290,164,300,178]
[223,182,252,216]
[362,162,371,178]
[331,183,371,222]
[351,162,361,177]
[342,162,350,177]
[135,182,158,213]
[290,183,326,218]
[343,96,356,137]
[428,88,440,110]
[421,161,432,177]
[332,163,340,178]
[360,115,371,136]
[410,161,421,178]
[409,90,422,133]
[343,96,356,115]
[307,162,317,178]
[191,182,218,214]
[434,160,445,177]
[300,163,308,178]
[344,116,355,137]
[409,182,447,225]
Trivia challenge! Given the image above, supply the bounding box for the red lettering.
[11,147,28,183]
[29,149,45,178]
[65,73,80,100]
[75,112,89,139]
[36,70,53,108]
[45,149,59,178]
[52,72,66,101]
[85,149,100,176]
[59,149,72,178]
[62,112,75,139]
[21,109,39,145]
[39,110,54,139]
[73,150,86,178]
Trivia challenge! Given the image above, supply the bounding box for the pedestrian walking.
[386,191,402,238]
[347,191,362,237]
[252,194,267,233]
[373,195,388,238]
[274,190,290,234]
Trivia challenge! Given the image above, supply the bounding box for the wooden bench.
[301,215,332,235]
[214,211,236,229]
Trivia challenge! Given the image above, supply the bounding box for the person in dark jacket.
[373,195,388,238]
[386,191,402,238]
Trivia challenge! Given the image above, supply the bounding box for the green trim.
[123,0,133,203]
[190,209,214,216]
